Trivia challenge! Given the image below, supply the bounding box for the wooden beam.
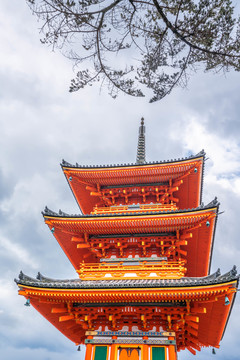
[186,327,198,337]
[186,346,196,355]
[51,307,67,314]
[77,243,91,249]
[86,185,97,192]
[72,236,85,242]
[189,341,201,352]
[188,336,201,345]
[188,321,199,330]
[191,307,206,314]
[176,240,188,246]
[180,233,192,240]
[59,315,75,322]
[186,315,199,322]
[169,186,179,193]
[90,192,102,197]
[173,180,183,187]
[178,249,187,256]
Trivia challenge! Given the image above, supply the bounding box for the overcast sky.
[0,1,240,360]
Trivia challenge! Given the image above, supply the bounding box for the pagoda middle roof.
[43,200,219,277]
[43,198,218,219]
[16,267,238,289]
[61,151,205,214]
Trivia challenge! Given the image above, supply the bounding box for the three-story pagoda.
[16,119,239,359]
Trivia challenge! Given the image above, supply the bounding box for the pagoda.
[16,118,239,359]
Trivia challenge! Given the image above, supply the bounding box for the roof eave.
[61,151,205,171]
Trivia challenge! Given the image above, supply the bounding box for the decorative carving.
[42,206,58,216]
[61,159,72,167]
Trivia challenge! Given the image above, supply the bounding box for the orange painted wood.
[44,206,217,277]
[85,344,93,360]
[186,347,196,355]
[119,348,139,360]
[110,344,117,360]
[142,345,149,360]
[17,150,237,358]
[17,280,237,350]
[62,156,204,214]
[169,344,177,360]
[59,315,74,322]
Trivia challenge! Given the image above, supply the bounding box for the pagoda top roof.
[61,150,205,170]
[15,266,238,289]
[61,150,205,214]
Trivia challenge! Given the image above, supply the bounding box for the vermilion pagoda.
[16,119,239,359]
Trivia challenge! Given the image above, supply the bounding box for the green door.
[94,346,108,360]
[152,347,165,360]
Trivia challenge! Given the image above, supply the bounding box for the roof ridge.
[61,150,205,169]
[42,200,219,218]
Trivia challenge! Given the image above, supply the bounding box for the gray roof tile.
[15,267,239,290]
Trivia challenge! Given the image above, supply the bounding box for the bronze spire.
[136,117,146,164]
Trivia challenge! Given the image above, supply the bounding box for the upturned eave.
[61,151,205,214]
[42,201,219,277]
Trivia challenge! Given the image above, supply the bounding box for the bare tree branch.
[26,0,240,102]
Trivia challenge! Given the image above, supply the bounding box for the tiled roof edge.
[42,198,219,218]
[15,266,239,290]
[61,150,205,169]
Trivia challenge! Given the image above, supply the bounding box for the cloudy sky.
[0,1,240,359]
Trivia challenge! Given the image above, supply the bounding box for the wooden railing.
[77,261,186,280]
[91,203,178,215]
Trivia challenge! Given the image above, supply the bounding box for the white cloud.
[170,117,240,199]
[177,117,240,175]
[0,235,38,269]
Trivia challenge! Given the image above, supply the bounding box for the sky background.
[0,1,240,359]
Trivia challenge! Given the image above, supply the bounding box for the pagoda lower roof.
[43,200,219,277]
[61,151,205,214]
[15,268,239,349]
[16,267,238,289]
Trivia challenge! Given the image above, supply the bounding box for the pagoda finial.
[136,117,146,164]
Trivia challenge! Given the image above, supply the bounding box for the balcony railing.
[77,260,186,280]
[91,203,178,215]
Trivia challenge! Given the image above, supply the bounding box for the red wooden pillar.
[142,345,149,360]
[110,337,118,360]
[85,336,93,360]
[85,344,93,360]
[168,337,177,360]
[142,337,149,360]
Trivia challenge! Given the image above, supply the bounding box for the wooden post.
[142,343,149,360]
[168,337,177,360]
[110,337,118,360]
[85,336,93,360]
[85,344,93,360]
